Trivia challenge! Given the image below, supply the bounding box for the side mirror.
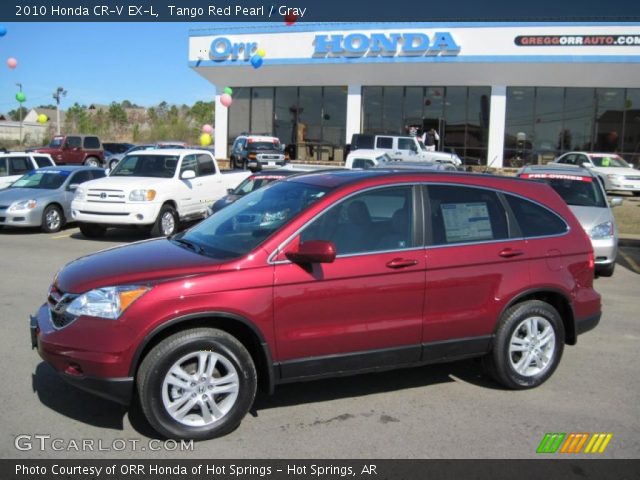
[226,188,234,194]
[67,183,79,191]
[609,197,623,208]
[181,169,196,180]
[581,162,592,168]
[285,240,336,264]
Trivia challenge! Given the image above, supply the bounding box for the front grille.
[624,175,640,181]
[47,285,78,329]
[87,189,126,203]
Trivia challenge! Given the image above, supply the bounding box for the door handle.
[386,258,418,269]
[499,248,524,258]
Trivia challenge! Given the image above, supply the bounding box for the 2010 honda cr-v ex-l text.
[30,169,602,440]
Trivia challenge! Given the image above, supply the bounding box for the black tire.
[596,262,615,277]
[41,204,64,233]
[109,159,119,170]
[632,191,640,197]
[151,204,179,237]
[136,328,257,440]
[84,157,101,167]
[79,222,106,238]
[485,300,564,389]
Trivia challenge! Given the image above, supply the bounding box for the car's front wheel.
[79,222,106,238]
[41,204,63,233]
[485,300,564,389]
[137,328,257,440]
[151,205,178,237]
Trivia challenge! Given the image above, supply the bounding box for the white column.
[487,85,507,168]
[214,92,228,160]
[345,84,362,144]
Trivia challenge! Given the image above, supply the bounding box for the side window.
[0,158,7,176]
[70,171,92,185]
[180,155,198,176]
[33,155,53,168]
[505,195,568,238]
[66,136,81,148]
[558,154,575,165]
[427,185,509,245]
[9,157,31,175]
[397,138,415,151]
[197,154,215,176]
[83,137,101,149]
[300,186,415,255]
[577,154,591,166]
[376,137,393,149]
[352,159,375,169]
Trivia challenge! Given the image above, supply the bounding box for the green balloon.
[16,92,26,103]
[223,87,233,96]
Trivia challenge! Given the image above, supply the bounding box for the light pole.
[52,86,67,135]
[16,83,23,145]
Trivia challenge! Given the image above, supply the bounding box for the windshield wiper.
[171,237,205,255]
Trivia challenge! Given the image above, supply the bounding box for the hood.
[0,187,60,204]
[33,147,60,154]
[567,205,614,233]
[56,238,224,293]
[81,175,174,191]
[592,166,637,176]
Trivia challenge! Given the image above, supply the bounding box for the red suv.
[34,134,104,167]
[30,170,601,440]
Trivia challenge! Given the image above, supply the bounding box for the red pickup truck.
[34,134,104,167]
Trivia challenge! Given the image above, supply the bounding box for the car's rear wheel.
[151,204,178,237]
[596,262,615,277]
[41,204,63,233]
[84,157,100,167]
[109,159,119,170]
[485,300,564,389]
[137,328,257,440]
[79,222,106,238]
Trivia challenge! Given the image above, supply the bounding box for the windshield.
[590,155,630,168]
[48,137,64,148]
[248,141,280,150]
[10,170,68,189]
[110,154,178,178]
[232,175,287,196]
[522,173,607,208]
[177,180,331,260]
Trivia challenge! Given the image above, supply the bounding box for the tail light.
[588,250,595,271]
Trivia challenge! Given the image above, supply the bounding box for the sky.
[0,22,219,113]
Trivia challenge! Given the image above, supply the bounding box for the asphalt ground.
[0,225,638,459]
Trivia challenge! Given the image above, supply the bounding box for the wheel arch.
[498,288,577,345]
[129,312,275,394]
[43,201,66,225]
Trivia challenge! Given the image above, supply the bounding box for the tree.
[189,101,214,126]
[108,102,128,126]
[8,106,28,121]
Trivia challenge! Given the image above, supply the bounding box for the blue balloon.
[250,54,263,69]
[0,25,6,37]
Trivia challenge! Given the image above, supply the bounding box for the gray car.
[518,164,622,277]
[0,166,105,233]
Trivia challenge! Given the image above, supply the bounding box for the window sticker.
[441,202,493,243]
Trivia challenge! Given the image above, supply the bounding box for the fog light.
[65,363,83,377]
[136,214,144,220]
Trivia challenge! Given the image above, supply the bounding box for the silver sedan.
[0,166,105,233]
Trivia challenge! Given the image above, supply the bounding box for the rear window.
[83,137,101,149]
[520,173,607,208]
[9,157,32,175]
[505,195,568,238]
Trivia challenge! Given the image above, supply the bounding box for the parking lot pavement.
[1,226,639,459]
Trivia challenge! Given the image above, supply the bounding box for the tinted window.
[301,186,415,255]
[376,137,393,149]
[33,155,53,168]
[521,174,607,208]
[66,137,81,148]
[558,154,576,165]
[70,171,93,185]
[83,137,101,149]
[181,155,198,176]
[397,138,415,150]
[352,158,375,169]
[428,185,509,245]
[9,157,31,175]
[0,158,7,176]
[91,169,106,180]
[197,154,215,176]
[506,195,568,237]
[110,155,178,178]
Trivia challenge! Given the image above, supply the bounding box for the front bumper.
[0,207,43,227]
[607,178,640,192]
[71,200,159,226]
[591,237,618,265]
[29,305,134,405]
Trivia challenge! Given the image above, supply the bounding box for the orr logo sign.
[313,32,460,57]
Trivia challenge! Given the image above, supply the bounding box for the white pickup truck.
[71,149,250,237]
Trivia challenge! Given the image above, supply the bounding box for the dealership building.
[189,23,640,167]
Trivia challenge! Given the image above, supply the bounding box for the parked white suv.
[71,149,250,237]
[0,152,55,189]
[350,134,461,166]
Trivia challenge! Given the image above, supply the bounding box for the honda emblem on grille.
[100,192,107,199]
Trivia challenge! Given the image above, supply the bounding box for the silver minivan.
[518,164,621,277]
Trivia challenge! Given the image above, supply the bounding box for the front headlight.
[66,285,150,320]
[8,199,37,212]
[74,187,85,201]
[590,221,614,240]
[129,189,156,201]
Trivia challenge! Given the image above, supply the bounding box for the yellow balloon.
[257,48,266,58]
[37,114,48,124]
[199,133,212,147]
